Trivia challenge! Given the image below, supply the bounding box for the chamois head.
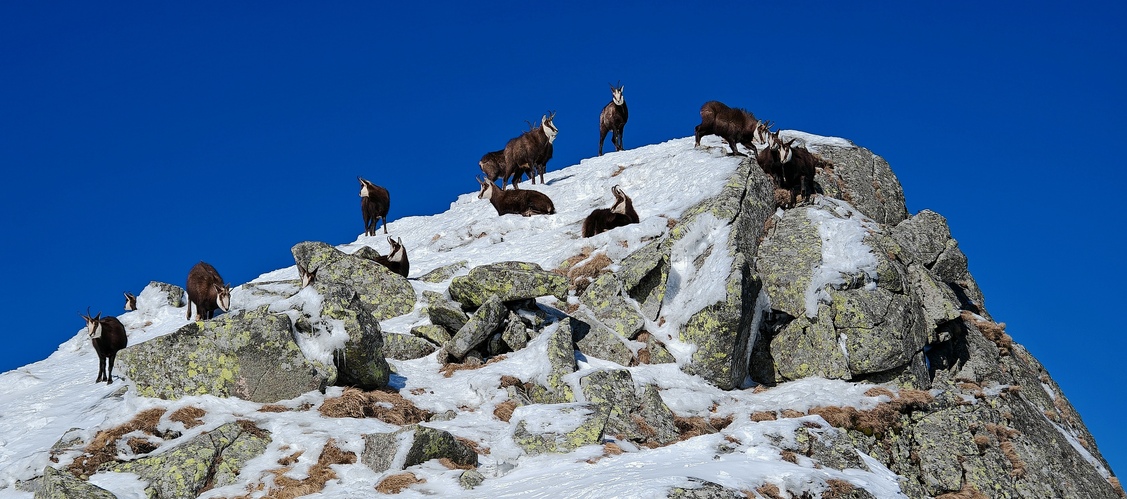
[81,308,103,339]
[610,82,625,106]
[297,263,316,287]
[477,176,498,200]
[358,176,377,198]
[386,236,406,264]
[542,111,558,144]
[124,292,137,311]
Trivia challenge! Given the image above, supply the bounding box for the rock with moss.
[140,281,186,308]
[120,308,330,402]
[527,319,578,404]
[500,312,530,351]
[833,287,927,377]
[578,369,641,441]
[459,469,485,489]
[666,478,744,498]
[103,421,270,499]
[291,240,415,321]
[34,466,115,499]
[770,308,851,382]
[636,384,680,445]
[320,292,391,390]
[755,208,823,319]
[448,261,567,308]
[511,403,608,455]
[444,294,507,359]
[383,332,438,360]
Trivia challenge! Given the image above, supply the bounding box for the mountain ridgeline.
[12,132,1122,499]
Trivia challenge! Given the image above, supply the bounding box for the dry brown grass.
[863,386,894,399]
[493,400,518,422]
[258,404,292,413]
[935,482,990,499]
[1110,476,1124,498]
[780,450,798,464]
[673,416,733,442]
[169,406,206,429]
[441,354,507,378]
[756,483,785,499]
[779,409,806,419]
[962,311,1012,355]
[233,439,356,499]
[376,472,425,494]
[557,249,613,294]
[822,479,856,498]
[319,387,432,425]
[126,437,158,455]
[750,411,777,422]
[806,389,933,438]
[69,407,167,477]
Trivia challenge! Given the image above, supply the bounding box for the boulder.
[527,319,578,404]
[321,292,392,390]
[383,332,438,360]
[104,421,270,499]
[511,403,608,455]
[361,425,477,473]
[291,241,415,322]
[120,308,330,402]
[796,136,909,225]
[35,467,115,499]
[423,291,469,333]
[448,261,567,308]
[444,294,507,360]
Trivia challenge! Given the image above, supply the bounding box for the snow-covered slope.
[0,135,910,498]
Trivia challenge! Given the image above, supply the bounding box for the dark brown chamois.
[124,292,137,311]
[503,112,558,188]
[185,261,231,321]
[478,149,512,189]
[81,309,128,384]
[778,141,826,205]
[694,100,763,156]
[582,185,640,237]
[476,176,555,216]
[372,236,410,278]
[599,83,628,156]
[358,176,390,236]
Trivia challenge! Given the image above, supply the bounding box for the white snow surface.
[0,134,909,498]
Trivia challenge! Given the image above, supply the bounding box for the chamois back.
[503,112,558,188]
[186,261,231,321]
[582,185,640,237]
[477,176,555,217]
[372,236,410,278]
[694,100,761,156]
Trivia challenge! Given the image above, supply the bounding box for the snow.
[0,135,909,498]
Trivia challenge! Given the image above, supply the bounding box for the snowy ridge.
[0,134,911,498]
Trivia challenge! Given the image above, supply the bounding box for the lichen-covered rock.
[795,136,908,225]
[666,478,743,498]
[459,469,485,489]
[755,209,823,319]
[140,281,186,308]
[120,308,330,402]
[578,369,641,441]
[104,421,270,499]
[448,261,567,308]
[578,273,647,339]
[383,332,438,360]
[291,241,415,321]
[444,294,507,359]
[528,319,578,404]
[908,264,962,329]
[418,260,469,283]
[322,292,391,390]
[35,466,115,499]
[500,312,530,351]
[771,308,850,382]
[573,314,635,367]
[636,384,680,445]
[423,290,469,333]
[832,287,927,376]
[410,324,451,346]
[511,403,608,455]
[361,425,478,473]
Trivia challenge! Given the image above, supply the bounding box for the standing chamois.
[778,140,825,205]
[359,176,390,236]
[81,309,128,384]
[582,185,640,237]
[372,236,410,278]
[599,83,628,156]
[694,100,764,156]
[503,112,558,188]
[476,176,555,216]
[186,261,231,321]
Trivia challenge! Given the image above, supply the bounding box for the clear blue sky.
[2,1,1123,477]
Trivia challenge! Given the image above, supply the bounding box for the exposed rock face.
[35,467,115,499]
[361,425,478,473]
[119,308,330,403]
[292,240,415,321]
[448,261,568,308]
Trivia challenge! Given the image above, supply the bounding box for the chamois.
[124,292,137,311]
[599,83,628,156]
[694,100,762,156]
[476,176,555,216]
[582,185,640,237]
[297,263,316,287]
[478,149,511,189]
[779,141,825,205]
[372,236,410,278]
[503,112,558,188]
[358,176,390,236]
[186,261,231,321]
[81,309,128,384]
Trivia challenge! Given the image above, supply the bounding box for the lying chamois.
[599,83,628,156]
[124,292,137,311]
[81,309,128,384]
[372,236,410,278]
[359,176,390,236]
[694,100,763,156]
[582,185,639,237]
[477,176,555,216]
[503,112,558,188]
[186,261,231,321]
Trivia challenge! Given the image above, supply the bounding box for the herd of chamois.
[82,84,831,385]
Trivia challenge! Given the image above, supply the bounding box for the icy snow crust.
[0,135,909,498]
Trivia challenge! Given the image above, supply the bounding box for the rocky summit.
[4,133,1120,498]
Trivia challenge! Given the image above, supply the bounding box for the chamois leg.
[694,125,704,147]
[727,137,746,157]
[105,352,117,384]
[381,215,388,234]
[599,128,609,156]
[614,128,624,151]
